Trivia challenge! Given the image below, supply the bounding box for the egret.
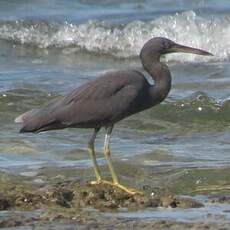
[15,37,212,194]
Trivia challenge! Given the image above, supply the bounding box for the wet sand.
[0,166,230,230]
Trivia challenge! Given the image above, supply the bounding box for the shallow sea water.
[0,0,230,225]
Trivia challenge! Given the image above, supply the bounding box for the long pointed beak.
[170,43,213,56]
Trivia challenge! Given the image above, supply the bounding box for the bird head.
[140,37,213,61]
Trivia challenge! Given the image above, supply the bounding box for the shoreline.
[0,168,229,229]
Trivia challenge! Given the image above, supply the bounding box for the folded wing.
[15,70,147,132]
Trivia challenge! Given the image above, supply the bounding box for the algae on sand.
[0,166,229,229]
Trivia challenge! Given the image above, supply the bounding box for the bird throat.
[145,61,172,106]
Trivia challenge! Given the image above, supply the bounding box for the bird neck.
[142,57,172,106]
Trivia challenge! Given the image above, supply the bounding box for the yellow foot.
[90,180,143,195]
[113,182,143,195]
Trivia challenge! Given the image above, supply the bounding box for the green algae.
[0,170,204,213]
[1,167,230,229]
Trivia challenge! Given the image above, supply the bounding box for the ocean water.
[0,0,230,206]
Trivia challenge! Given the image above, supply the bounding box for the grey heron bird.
[15,37,212,194]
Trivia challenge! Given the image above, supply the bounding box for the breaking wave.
[0,11,229,61]
[129,91,230,127]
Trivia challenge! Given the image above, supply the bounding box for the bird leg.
[103,126,119,183]
[87,128,118,186]
[103,126,143,195]
[88,128,102,184]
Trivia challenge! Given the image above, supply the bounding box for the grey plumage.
[17,70,151,132]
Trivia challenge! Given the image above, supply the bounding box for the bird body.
[15,37,212,194]
[16,69,169,132]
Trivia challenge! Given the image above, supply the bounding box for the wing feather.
[16,70,148,132]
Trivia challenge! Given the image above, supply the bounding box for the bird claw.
[90,179,143,195]
[113,183,144,195]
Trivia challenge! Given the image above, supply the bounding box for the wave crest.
[147,91,230,125]
[0,11,229,61]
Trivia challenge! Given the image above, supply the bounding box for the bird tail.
[16,100,68,133]
[15,108,52,133]
[15,97,68,133]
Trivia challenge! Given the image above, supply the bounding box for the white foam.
[0,11,229,62]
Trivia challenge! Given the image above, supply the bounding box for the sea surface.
[0,0,230,224]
